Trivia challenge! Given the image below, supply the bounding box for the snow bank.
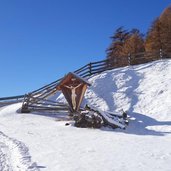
[85,60,171,113]
[84,59,171,135]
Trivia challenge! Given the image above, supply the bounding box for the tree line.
[106,5,171,66]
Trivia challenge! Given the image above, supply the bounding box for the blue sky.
[0,0,170,97]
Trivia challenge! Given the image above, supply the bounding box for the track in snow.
[0,131,39,171]
[0,142,12,171]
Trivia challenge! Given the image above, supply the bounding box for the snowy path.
[0,142,12,171]
[0,131,39,171]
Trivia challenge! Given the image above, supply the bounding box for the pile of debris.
[72,105,128,129]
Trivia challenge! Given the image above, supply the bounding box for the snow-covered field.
[0,59,171,171]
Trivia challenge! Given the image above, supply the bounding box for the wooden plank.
[28,104,68,108]
[30,78,62,95]
[74,64,89,73]
[81,73,91,78]
[0,95,24,101]
[31,82,59,96]
[91,59,108,65]
[79,71,90,77]
[29,96,64,105]
[29,89,57,104]
[91,70,105,75]
[92,63,107,68]
[91,67,107,73]
[28,105,68,110]
[33,101,67,107]
[31,85,57,98]
[74,67,89,74]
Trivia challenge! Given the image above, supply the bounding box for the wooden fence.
[0,50,171,106]
[0,95,24,107]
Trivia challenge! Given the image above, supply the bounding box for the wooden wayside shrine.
[20,72,128,129]
[56,72,91,112]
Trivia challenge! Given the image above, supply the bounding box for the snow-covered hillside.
[0,59,171,171]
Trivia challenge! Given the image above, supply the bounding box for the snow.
[1,59,171,171]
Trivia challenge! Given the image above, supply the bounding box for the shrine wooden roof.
[56,72,91,90]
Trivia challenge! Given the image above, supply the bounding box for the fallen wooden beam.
[85,105,128,129]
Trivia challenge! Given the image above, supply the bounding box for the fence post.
[160,49,163,59]
[106,59,110,69]
[21,94,30,113]
[128,53,131,65]
[89,62,92,76]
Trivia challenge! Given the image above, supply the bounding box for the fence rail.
[0,50,171,105]
[0,95,24,107]
[0,95,24,101]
